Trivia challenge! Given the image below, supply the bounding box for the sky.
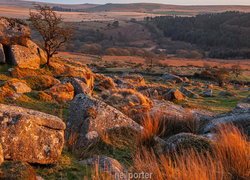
[28,0,250,5]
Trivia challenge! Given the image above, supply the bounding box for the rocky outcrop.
[80,156,126,179]
[203,106,250,136]
[121,74,145,86]
[46,83,74,102]
[150,100,214,123]
[4,78,31,94]
[233,102,250,113]
[202,89,213,97]
[0,17,30,46]
[163,133,213,154]
[218,91,235,97]
[0,43,5,64]
[180,87,199,98]
[164,89,185,101]
[66,94,141,153]
[0,161,37,180]
[0,104,65,164]
[94,74,117,91]
[137,85,167,99]
[62,77,93,96]
[0,18,46,69]
[10,42,42,69]
[162,73,183,83]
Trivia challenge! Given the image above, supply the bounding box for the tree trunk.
[46,52,50,66]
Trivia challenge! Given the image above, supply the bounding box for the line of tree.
[149,11,250,59]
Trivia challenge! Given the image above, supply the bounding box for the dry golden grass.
[134,148,225,180]
[90,162,113,180]
[84,120,249,180]
[94,74,117,91]
[133,124,249,180]
[139,111,199,138]
[214,125,250,179]
[103,88,152,122]
[139,114,161,143]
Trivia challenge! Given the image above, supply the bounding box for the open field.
[57,52,250,82]
[1,2,250,22]
[58,52,250,70]
[0,5,157,22]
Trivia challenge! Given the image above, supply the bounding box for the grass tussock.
[138,111,199,141]
[214,124,250,179]
[94,74,117,91]
[102,88,153,122]
[133,148,225,180]
[133,124,250,180]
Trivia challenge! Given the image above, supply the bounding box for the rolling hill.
[1,1,250,13]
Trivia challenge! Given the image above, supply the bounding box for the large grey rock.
[66,94,141,152]
[0,43,5,64]
[163,133,213,154]
[0,104,66,164]
[162,73,183,83]
[232,103,250,113]
[149,100,214,137]
[5,78,31,94]
[180,87,199,98]
[9,45,41,69]
[164,89,185,101]
[242,95,250,103]
[0,17,30,46]
[62,77,93,96]
[151,100,214,121]
[46,82,74,102]
[203,108,250,136]
[202,89,213,97]
[218,91,235,97]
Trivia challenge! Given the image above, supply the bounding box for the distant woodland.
[149,12,250,59]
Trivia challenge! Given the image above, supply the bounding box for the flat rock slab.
[0,104,66,164]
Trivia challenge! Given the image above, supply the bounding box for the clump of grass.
[23,75,60,90]
[94,74,117,91]
[103,88,152,122]
[133,148,225,180]
[137,114,161,147]
[214,124,250,179]
[132,124,249,180]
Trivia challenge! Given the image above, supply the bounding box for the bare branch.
[29,5,72,65]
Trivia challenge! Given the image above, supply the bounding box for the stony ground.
[0,17,249,180]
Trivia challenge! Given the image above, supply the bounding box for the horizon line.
[23,1,250,6]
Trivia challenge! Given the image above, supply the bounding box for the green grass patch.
[35,150,90,180]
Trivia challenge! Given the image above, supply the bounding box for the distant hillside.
[0,0,97,9]
[84,3,250,13]
[1,1,250,14]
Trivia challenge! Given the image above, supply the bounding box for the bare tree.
[29,5,72,66]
